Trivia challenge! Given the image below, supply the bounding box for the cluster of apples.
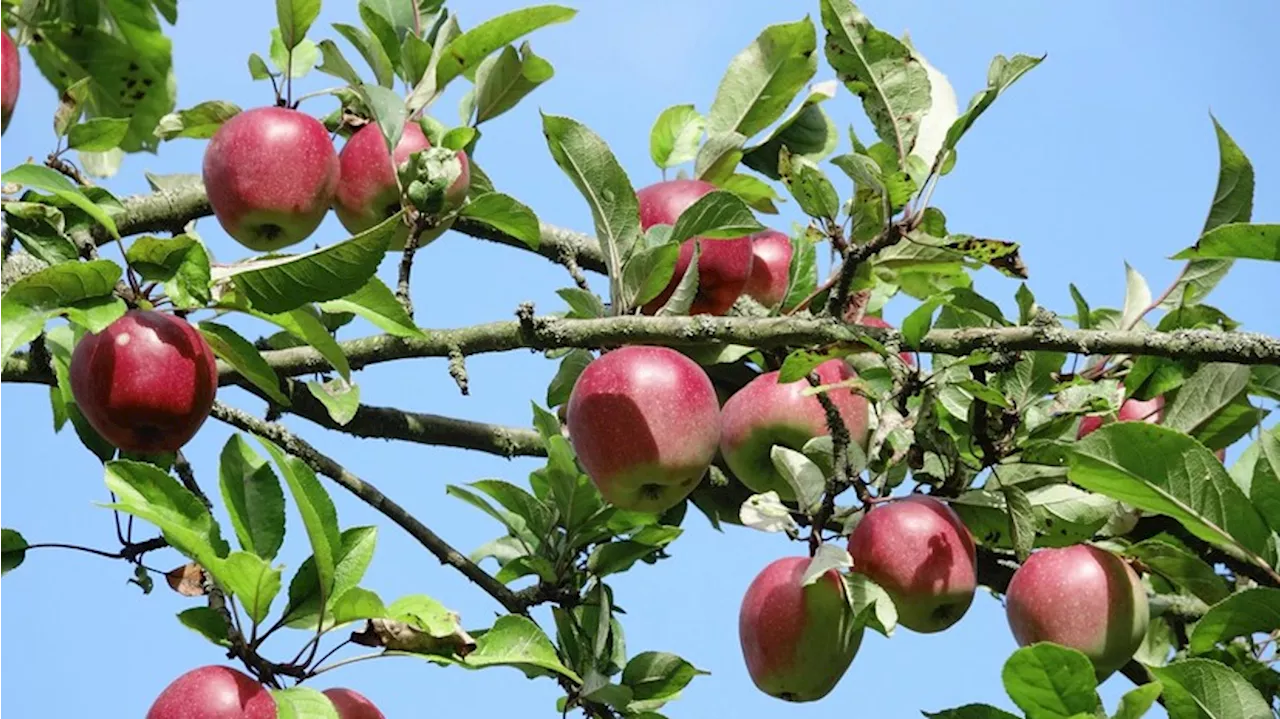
[146,665,382,718]
[202,106,469,252]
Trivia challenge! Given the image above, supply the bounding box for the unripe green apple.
[739,556,862,702]
[566,346,720,512]
[848,495,976,632]
[1005,544,1149,679]
[147,665,275,718]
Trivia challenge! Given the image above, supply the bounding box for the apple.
[743,229,792,308]
[637,179,754,316]
[1077,393,1163,438]
[847,495,976,632]
[739,556,862,702]
[719,359,870,500]
[566,346,720,512]
[1005,544,1149,679]
[202,106,339,251]
[856,315,914,366]
[322,688,384,719]
[333,122,470,247]
[2,32,18,134]
[147,665,275,719]
[70,310,218,453]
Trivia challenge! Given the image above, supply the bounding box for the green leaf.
[924,706,1021,719]
[1124,539,1229,605]
[1001,643,1102,719]
[1161,363,1251,435]
[557,288,606,319]
[588,526,682,578]
[621,652,707,705]
[778,148,840,220]
[742,80,839,180]
[316,276,422,339]
[650,104,705,169]
[469,42,554,124]
[67,117,131,151]
[53,77,93,138]
[1151,658,1271,719]
[315,39,362,85]
[1237,430,1280,532]
[221,213,399,314]
[461,615,581,682]
[1174,223,1280,262]
[820,0,930,164]
[770,446,825,512]
[283,526,378,629]
[1112,682,1163,719]
[248,53,273,80]
[943,54,1043,155]
[706,18,817,139]
[358,83,408,152]
[547,349,592,409]
[103,459,228,568]
[126,234,212,309]
[1188,588,1280,654]
[446,485,540,550]
[176,607,231,647]
[780,229,818,312]
[259,439,341,605]
[1069,284,1092,329]
[844,571,897,636]
[458,192,541,249]
[541,114,641,305]
[154,100,241,141]
[718,173,783,214]
[3,203,78,266]
[307,378,360,426]
[434,5,577,88]
[0,259,123,360]
[1001,485,1036,561]
[270,686,340,719]
[1067,423,1276,570]
[778,347,846,383]
[694,131,746,184]
[334,23,394,88]
[268,31,319,79]
[329,586,387,625]
[248,307,352,381]
[668,190,764,244]
[218,435,286,562]
[212,551,281,625]
[655,243,700,317]
[2,164,119,238]
[2,529,29,575]
[276,0,321,49]
[196,322,288,406]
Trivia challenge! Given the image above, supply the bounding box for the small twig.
[805,373,863,554]
[396,229,424,318]
[173,450,211,510]
[447,345,470,395]
[557,245,590,291]
[825,224,905,317]
[23,538,169,573]
[307,651,394,678]
[44,154,94,187]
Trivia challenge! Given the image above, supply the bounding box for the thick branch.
[208,401,526,614]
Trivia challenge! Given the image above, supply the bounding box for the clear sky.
[3,1,1279,717]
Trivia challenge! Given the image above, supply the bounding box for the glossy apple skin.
[637,179,754,316]
[203,107,339,251]
[744,229,792,308]
[856,315,914,366]
[322,688,384,719]
[147,666,276,719]
[2,32,18,134]
[566,346,720,512]
[1005,544,1149,679]
[848,495,976,632]
[333,122,470,248]
[70,310,218,453]
[739,556,862,702]
[720,359,870,500]
[1078,394,1163,438]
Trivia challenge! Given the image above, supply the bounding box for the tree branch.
[207,401,526,614]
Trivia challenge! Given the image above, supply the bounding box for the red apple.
[2,32,18,134]
[322,688,384,719]
[637,179,754,316]
[566,346,720,512]
[203,107,339,251]
[1078,393,1163,438]
[720,359,870,500]
[1005,544,1149,679]
[70,310,218,453]
[848,495,976,632]
[744,229,792,308]
[739,556,862,702]
[333,122,470,247]
[147,665,276,719]
[856,315,914,366]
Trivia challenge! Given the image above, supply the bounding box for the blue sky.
[3,1,1279,717]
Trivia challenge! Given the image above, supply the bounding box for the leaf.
[126,234,212,309]
[820,0,931,163]
[541,114,640,304]
[248,53,273,80]
[458,192,541,249]
[945,235,1028,280]
[103,460,228,569]
[719,173,784,214]
[588,527,682,577]
[1188,588,1280,654]
[1001,485,1036,561]
[1162,363,1252,435]
[470,43,554,124]
[334,23,394,88]
[650,105,705,169]
[330,586,387,625]
[621,652,707,705]
[844,572,897,636]
[1067,423,1276,570]
[306,378,361,426]
[212,551,282,625]
[2,259,124,358]
[460,615,581,682]
[247,307,352,381]
[1118,262,1154,330]
[216,213,399,314]
[315,39,362,85]
[1125,539,1229,605]
[2,529,29,575]
[739,491,800,534]
[259,439,341,606]
[270,686,340,719]
[780,229,818,312]
[1112,682,1163,719]
[706,18,817,139]
[668,190,764,244]
[907,44,960,172]
[434,6,577,88]
[1001,643,1102,719]
[176,607,230,647]
[694,131,747,184]
[67,117,131,151]
[196,322,287,406]
[3,203,78,265]
[557,288,605,319]
[268,31,319,79]
[943,53,1043,154]
[778,347,846,383]
[283,526,378,629]
[778,149,840,220]
[770,446,825,513]
[1174,223,1280,262]
[802,543,853,585]
[53,77,93,137]
[621,240,680,310]
[357,83,407,152]
[655,244,700,317]
[218,435,286,561]
[1151,658,1271,719]
[923,706,1021,719]
[154,100,241,141]
[741,80,839,179]
[276,0,321,49]
[317,276,424,339]
[2,164,119,238]
[1069,284,1092,329]
[547,349,592,409]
